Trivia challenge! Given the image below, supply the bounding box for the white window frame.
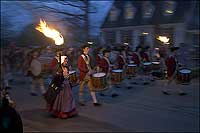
[124,2,135,20]
[142,1,155,18]
[109,6,119,21]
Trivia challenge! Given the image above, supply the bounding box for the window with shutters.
[109,6,119,21]
[124,2,136,20]
[142,1,155,18]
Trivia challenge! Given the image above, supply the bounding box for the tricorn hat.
[169,46,179,52]
[102,49,111,55]
[81,44,91,49]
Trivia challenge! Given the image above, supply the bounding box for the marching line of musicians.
[23,43,190,119]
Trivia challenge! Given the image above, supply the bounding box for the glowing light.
[124,43,129,45]
[35,19,64,45]
[157,36,170,44]
[142,32,149,35]
[88,41,93,44]
[165,10,174,14]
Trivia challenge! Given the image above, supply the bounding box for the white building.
[100,1,199,68]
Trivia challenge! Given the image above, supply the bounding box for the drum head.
[129,61,134,64]
[112,69,123,73]
[179,69,191,74]
[128,64,137,67]
[69,70,76,75]
[93,72,106,77]
[152,61,160,65]
[143,62,152,65]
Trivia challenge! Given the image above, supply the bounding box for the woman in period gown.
[47,56,77,119]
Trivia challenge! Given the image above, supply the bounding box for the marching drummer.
[139,47,150,62]
[94,46,104,72]
[133,46,152,84]
[129,48,140,66]
[116,48,133,88]
[135,46,143,65]
[144,46,152,61]
[117,48,127,70]
[29,50,46,96]
[77,44,101,106]
[162,47,186,96]
[99,49,119,97]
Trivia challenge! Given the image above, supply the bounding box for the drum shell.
[69,71,77,86]
[177,69,191,84]
[92,75,107,91]
[111,70,123,84]
[143,63,152,73]
[126,65,137,76]
[152,62,160,71]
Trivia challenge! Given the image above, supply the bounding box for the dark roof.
[101,1,191,29]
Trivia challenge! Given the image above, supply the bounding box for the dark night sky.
[1,1,113,37]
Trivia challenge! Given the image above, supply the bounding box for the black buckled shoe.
[79,102,86,106]
[30,92,37,96]
[111,93,119,97]
[100,93,105,96]
[127,86,132,89]
[179,92,187,96]
[93,103,102,106]
[162,91,170,95]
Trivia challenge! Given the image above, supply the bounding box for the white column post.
[133,29,139,50]
[116,30,121,44]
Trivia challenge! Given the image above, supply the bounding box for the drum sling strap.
[103,56,111,75]
[81,54,92,74]
[119,55,126,65]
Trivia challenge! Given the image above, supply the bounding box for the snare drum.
[38,56,52,74]
[143,62,152,73]
[126,64,137,77]
[152,61,160,71]
[92,72,107,91]
[111,69,123,84]
[177,69,191,84]
[69,70,77,86]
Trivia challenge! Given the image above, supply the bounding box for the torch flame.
[157,36,170,44]
[35,19,64,45]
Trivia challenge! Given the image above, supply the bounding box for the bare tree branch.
[56,0,87,9]
[20,0,97,41]
[31,5,85,17]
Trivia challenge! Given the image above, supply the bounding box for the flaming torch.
[156,36,170,45]
[35,19,64,68]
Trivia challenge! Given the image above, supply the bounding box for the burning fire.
[35,19,64,45]
[157,36,170,44]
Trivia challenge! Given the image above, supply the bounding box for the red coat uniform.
[96,54,102,67]
[117,55,126,69]
[77,54,90,81]
[131,52,140,65]
[50,57,59,71]
[140,52,149,62]
[165,56,177,78]
[100,57,110,74]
